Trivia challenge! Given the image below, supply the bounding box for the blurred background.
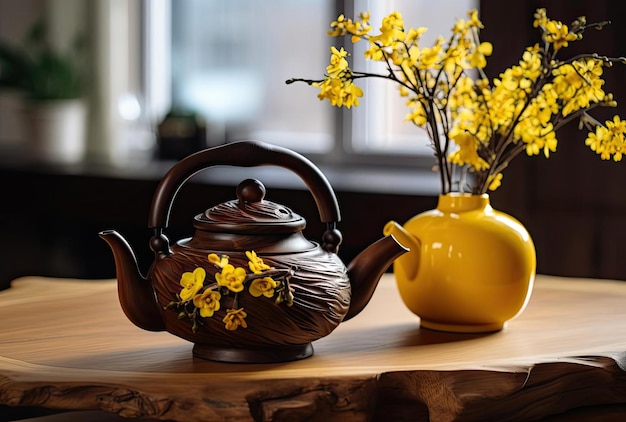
[0,0,471,163]
[1,0,626,290]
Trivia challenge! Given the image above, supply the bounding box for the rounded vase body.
[392,193,536,333]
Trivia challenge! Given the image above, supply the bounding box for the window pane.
[171,0,334,153]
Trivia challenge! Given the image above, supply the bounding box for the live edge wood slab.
[1,274,626,421]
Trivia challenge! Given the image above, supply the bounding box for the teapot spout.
[344,232,409,321]
[99,230,165,331]
[383,221,421,280]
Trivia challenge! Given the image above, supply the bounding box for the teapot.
[100,140,408,363]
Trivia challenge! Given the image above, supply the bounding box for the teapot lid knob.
[237,178,266,205]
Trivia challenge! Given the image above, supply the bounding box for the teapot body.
[150,239,350,360]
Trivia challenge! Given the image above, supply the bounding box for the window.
[146,0,479,164]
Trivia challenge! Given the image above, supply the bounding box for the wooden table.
[1,274,626,421]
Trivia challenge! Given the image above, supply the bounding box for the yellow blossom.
[533,8,548,28]
[341,81,364,108]
[364,42,384,61]
[249,277,277,298]
[469,42,493,68]
[246,250,270,274]
[487,173,503,191]
[326,46,349,77]
[328,12,372,39]
[467,9,483,29]
[407,27,427,44]
[215,264,246,293]
[179,267,205,301]
[586,116,626,161]
[418,43,443,69]
[406,99,427,126]
[193,289,221,317]
[223,308,248,331]
[314,76,363,109]
[543,19,577,50]
[448,131,489,171]
[370,11,405,46]
[328,14,348,37]
[208,253,229,268]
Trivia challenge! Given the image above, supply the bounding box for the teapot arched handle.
[148,140,342,254]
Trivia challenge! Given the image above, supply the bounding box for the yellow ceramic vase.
[384,193,536,333]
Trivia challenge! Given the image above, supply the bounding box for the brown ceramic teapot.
[100,140,407,363]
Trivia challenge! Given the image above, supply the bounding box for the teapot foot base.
[192,343,314,363]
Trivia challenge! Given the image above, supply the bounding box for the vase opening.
[438,193,490,213]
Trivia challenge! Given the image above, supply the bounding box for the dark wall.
[482,0,626,280]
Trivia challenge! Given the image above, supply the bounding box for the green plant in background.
[0,19,84,100]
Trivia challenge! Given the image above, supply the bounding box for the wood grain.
[1,274,626,421]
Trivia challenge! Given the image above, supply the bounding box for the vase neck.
[438,193,490,213]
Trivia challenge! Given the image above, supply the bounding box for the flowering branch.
[167,251,294,333]
[288,8,626,195]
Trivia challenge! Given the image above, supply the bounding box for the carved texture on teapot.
[151,245,351,348]
[205,199,296,223]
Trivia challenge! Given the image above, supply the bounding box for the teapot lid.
[193,178,306,234]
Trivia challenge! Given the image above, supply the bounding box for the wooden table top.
[1,274,626,421]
